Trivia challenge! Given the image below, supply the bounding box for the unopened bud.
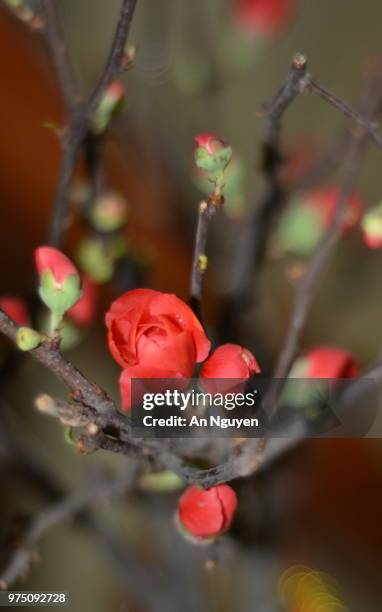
[16,327,42,351]
[35,247,82,330]
[361,202,382,249]
[90,192,128,232]
[194,133,232,175]
[92,80,125,134]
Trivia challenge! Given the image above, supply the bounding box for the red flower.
[194,133,227,155]
[106,289,211,410]
[178,485,238,539]
[200,343,261,394]
[35,246,78,286]
[0,296,30,326]
[67,277,99,327]
[233,0,297,36]
[304,347,359,379]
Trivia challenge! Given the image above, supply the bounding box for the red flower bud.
[194,133,227,155]
[233,0,297,36]
[0,296,30,326]
[304,346,359,379]
[67,277,99,327]
[106,289,211,410]
[200,343,261,394]
[35,246,78,287]
[178,485,238,539]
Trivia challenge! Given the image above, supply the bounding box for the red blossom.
[178,485,238,539]
[35,246,78,286]
[200,343,261,394]
[304,346,359,379]
[233,0,297,36]
[194,133,227,155]
[105,289,211,410]
[67,277,99,327]
[0,296,30,326]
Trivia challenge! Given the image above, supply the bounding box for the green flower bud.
[16,327,42,351]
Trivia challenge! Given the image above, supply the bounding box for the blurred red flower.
[67,277,99,327]
[233,0,297,36]
[304,346,359,379]
[178,484,238,539]
[0,296,30,326]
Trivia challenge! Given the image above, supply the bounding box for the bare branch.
[87,0,137,113]
[0,467,137,589]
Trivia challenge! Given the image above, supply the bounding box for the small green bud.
[90,192,128,232]
[16,327,42,351]
[92,80,125,134]
[139,470,185,493]
[76,238,115,284]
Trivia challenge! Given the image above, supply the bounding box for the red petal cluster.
[178,485,238,538]
[35,246,78,286]
[200,343,261,394]
[194,133,226,155]
[106,289,211,410]
[305,346,359,379]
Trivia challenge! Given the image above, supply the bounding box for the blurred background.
[1,0,382,610]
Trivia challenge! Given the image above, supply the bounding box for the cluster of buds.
[91,80,125,135]
[76,190,129,285]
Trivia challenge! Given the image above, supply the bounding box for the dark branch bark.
[0,467,137,589]
[87,0,137,113]
[42,0,138,247]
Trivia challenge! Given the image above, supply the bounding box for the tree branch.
[0,467,137,589]
[40,0,138,247]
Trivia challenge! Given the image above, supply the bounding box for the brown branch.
[40,0,138,247]
[267,70,382,411]
[189,197,220,318]
[87,0,137,114]
[40,0,79,110]
[0,467,137,589]
[222,54,382,343]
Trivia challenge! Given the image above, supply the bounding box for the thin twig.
[268,69,382,408]
[40,0,79,110]
[223,54,382,343]
[189,197,219,318]
[41,0,138,247]
[0,467,137,589]
[87,0,137,113]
